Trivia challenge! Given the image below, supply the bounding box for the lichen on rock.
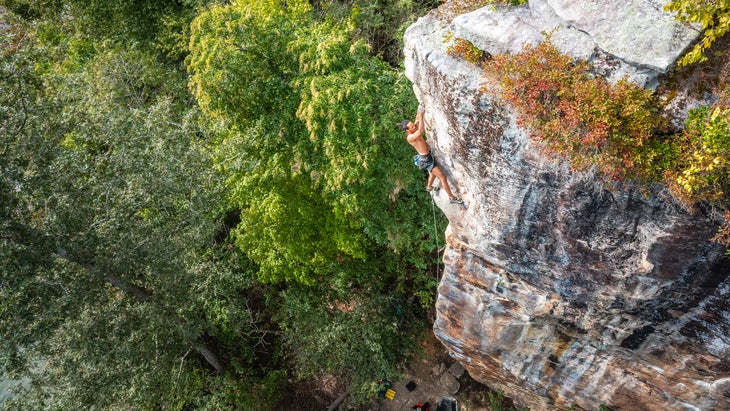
[450,0,702,88]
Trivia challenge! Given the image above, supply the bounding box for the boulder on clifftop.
[450,0,701,88]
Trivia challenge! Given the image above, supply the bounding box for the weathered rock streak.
[404,1,730,410]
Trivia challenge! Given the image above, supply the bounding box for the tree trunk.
[194,342,224,373]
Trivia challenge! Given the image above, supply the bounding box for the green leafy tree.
[0,15,269,409]
[188,0,436,285]
[2,0,210,61]
[3,0,447,408]
[276,282,427,400]
[188,0,442,399]
[307,0,441,66]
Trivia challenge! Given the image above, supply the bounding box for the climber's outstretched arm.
[415,107,425,135]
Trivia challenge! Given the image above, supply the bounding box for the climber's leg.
[426,172,437,191]
[430,166,456,200]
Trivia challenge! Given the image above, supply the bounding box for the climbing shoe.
[450,197,463,204]
[427,186,439,192]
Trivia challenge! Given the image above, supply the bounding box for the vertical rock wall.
[404,2,730,410]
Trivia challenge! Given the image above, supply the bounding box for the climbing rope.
[430,192,440,282]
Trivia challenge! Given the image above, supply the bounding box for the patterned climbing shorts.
[413,153,435,172]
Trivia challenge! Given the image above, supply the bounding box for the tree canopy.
[1,1,442,408]
[188,0,434,285]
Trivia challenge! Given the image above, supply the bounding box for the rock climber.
[398,105,463,204]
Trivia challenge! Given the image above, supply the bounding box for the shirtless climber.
[398,106,463,204]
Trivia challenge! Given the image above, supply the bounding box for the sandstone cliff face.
[404,1,730,410]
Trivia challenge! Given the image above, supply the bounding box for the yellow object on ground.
[384,388,396,400]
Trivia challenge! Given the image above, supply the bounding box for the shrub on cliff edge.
[447,37,485,64]
[667,106,730,247]
[483,39,664,182]
[484,39,730,248]
[665,0,730,66]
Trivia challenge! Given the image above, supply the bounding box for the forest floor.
[293,328,505,411]
[302,332,511,411]
[354,331,509,411]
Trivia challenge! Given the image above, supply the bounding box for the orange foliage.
[483,39,663,182]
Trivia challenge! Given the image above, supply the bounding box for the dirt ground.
[287,317,513,411]
[358,332,502,411]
